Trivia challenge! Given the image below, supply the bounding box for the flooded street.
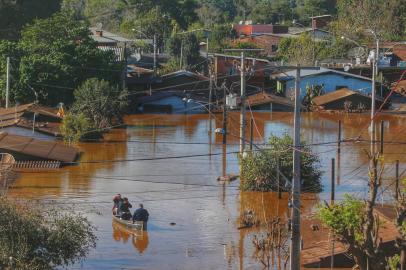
[7,112,406,270]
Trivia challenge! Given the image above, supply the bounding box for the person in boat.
[133,203,149,230]
[120,197,133,220]
[112,194,122,216]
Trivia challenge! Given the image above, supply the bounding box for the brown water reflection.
[112,222,149,254]
[7,112,406,269]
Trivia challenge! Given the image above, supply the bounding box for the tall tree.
[0,0,62,39]
[333,0,406,41]
[16,12,121,105]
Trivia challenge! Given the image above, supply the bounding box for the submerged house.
[246,92,295,112]
[312,88,386,111]
[271,67,373,100]
[0,103,63,138]
[0,132,79,168]
[134,92,207,114]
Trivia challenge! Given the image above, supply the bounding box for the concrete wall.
[285,73,372,100]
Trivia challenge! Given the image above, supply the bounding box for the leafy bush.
[72,78,128,130]
[0,196,96,270]
[60,113,90,144]
[240,134,322,192]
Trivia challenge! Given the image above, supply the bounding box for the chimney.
[95,30,103,37]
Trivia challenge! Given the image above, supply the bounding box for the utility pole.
[208,60,213,134]
[331,158,336,270]
[240,51,246,154]
[180,39,183,70]
[222,84,227,145]
[224,48,262,155]
[290,65,301,270]
[380,120,384,155]
[250,118,253,151]
[5,56,10,108]
[396,160,400,201]
[153,34,157,76]
[370,36,379,156]
[337,120,342,155]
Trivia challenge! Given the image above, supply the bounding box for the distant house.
[233,24,289,37]
[246,92,294,112]
[135,92,207,114]
[0,103,63,138]
[312,88,386,111]
[310,15,333,30]
[271,67,373,100]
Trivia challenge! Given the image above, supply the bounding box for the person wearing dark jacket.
[120,197,132,220]
[133,204,149,230]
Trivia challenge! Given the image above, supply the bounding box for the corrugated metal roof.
[0,132,78,162]
[272,67,372,81]
[312,88,382,106]
[246,92,294,107]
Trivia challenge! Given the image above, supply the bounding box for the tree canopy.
[0,197,96,270]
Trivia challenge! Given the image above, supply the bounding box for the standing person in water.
[120,197,133,220]
[133,203,149,230]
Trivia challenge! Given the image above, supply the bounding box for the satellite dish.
[134,52,141,61]
[95,22,103,31]
[347,46,367,59]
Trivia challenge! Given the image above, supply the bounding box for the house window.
[271,45,278,52]
[336,85,348,90]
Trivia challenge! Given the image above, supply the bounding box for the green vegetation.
[0,196,96,270]
[240,134,322,192]
[278,33,350,64]
[60,113,91,144]
[72,78,128,130]
[0,12,122,106]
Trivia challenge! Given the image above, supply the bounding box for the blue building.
[272,67,373,100]
[135,92,207,114]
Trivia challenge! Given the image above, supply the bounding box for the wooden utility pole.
[380,120,384,155]
[5,56,10,108]
[331,158,335,204]
[396,160,400,201]
[290,65,301,270]
[239,51,246,154]
[153,34,157,76]
[250,117,254,151]
[224,49,262,155]
[337,120,342,155]
[222,85,227,145]
[208,60,213,134]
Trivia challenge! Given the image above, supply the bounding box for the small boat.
[112,215,144,231]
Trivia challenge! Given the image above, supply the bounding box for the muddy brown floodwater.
[7,112,406,270]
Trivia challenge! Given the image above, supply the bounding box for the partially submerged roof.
[0,103,62,136]
[0,132,78,162]
[312,88,382,106]
[161,70,208,81]
[271,67,372,81]
[246,92,294,108]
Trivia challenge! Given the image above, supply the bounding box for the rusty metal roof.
[312,88,383,106]
[246,92,295,107]
[0,132,78,162]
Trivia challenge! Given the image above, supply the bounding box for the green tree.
[60,113,91,144]
[0,0,62,40]
[240,134,322,192]
[167,33,200,70]
[0,196,96,270]
[16,11,121,105]
[333,0,406,41]
[72,78,128,129]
